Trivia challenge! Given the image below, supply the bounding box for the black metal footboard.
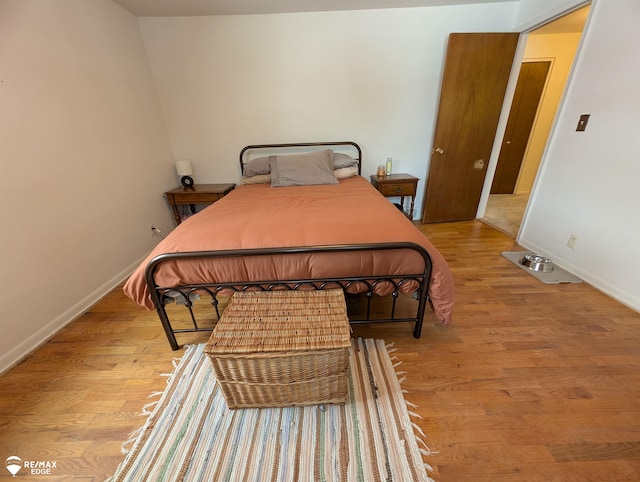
[144,242,433,350]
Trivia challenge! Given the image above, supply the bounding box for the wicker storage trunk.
[205,290,351,409]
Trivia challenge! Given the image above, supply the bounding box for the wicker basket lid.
[205,290,351,354]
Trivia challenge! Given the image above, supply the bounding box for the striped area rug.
[108,338,434,481]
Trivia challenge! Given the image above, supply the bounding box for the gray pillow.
[270,149,338,187]
[243,155,274,177]
[333,152,359,169]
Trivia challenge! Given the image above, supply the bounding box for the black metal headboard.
[239,141,362,176]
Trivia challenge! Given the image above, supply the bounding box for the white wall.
[0,0,176,372]
[138,3,518,214]
[517,0,640,310]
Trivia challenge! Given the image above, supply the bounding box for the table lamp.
[176,159,194,190]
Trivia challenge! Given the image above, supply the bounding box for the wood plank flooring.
[1,221,639,481]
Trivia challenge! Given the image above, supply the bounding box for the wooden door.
[491,61,551,194]
[421,33,519,223]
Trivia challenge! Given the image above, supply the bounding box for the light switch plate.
[576,114,590,131]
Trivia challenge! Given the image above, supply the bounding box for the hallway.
[482,193,529,238]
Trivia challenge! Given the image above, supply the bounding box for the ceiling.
[112,0,590,34]
[530,5,589,34]
[112,0,514,17]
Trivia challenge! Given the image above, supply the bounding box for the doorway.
[483,60,551,237]
[491,61,551,195]
[481,5,590,238]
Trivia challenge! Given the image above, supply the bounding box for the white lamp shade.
[175,159,193,176]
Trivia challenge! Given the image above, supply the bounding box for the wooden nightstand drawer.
[378,182,415,197]
[370,173,419,219]
[165,183,236,225]
[170,192,224,204]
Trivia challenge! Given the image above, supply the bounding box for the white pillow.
[241,174,271,185]
[334,166,359,179]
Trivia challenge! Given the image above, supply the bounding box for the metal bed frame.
[145,142,433,350]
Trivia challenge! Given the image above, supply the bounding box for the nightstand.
[165,183,236,225]
[370,173,419,219]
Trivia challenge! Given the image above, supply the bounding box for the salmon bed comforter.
[123,175,454,324]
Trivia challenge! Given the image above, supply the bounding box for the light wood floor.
[1,221,639,481]
[482,193,529,238]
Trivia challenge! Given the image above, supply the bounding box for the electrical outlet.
[150,226,164,239]
[567,233,578,249]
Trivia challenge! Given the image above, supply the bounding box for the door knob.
[433,147,444,154]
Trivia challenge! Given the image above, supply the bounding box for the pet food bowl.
[520,254,554,273]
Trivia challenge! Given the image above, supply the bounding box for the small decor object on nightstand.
[176,159,195,191]
[385,157,392,176]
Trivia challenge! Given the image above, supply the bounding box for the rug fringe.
[117,345,193,458]
[120,425,144,454]
[424,463,437,482]
[104,424,145,482]
[141,399,160,416]
[421,447,438,457]
[161,356,181,377]
[412,421,427,439]
[385,339,437,480]
[415,427,439,456]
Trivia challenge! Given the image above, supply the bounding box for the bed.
[124,141,454,350]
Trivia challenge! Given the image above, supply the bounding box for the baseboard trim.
[518,239,640,314]
[0,254,149,375]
